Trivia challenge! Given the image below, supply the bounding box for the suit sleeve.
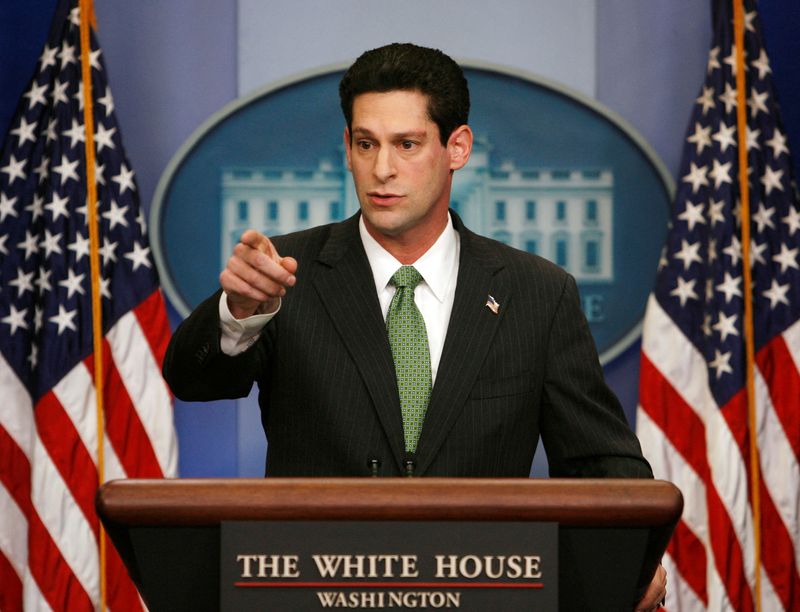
[538,274,653,478]
[162,289,270,401]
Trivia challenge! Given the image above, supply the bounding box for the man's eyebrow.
[351,127,428,139]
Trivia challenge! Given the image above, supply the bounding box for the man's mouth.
[367,192,404,206]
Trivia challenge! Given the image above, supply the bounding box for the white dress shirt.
[219,214,461,383]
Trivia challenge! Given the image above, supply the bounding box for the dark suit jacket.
[163,213,652,478]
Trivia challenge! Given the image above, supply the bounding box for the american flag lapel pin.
[486,295,500,315]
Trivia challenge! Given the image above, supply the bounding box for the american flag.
[637,1,800,610]
[0,2,177,610]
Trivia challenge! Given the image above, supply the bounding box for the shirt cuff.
[218,292,280,356]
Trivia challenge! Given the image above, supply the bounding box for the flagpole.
[732,0,761,608]
[78,0,108,610]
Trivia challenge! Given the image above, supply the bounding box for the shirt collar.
[359,213,458,303]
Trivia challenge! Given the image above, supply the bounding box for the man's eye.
[357,141,373,150]
[400,141,416,150]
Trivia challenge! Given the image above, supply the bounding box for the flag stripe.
[639,352,710,483]
[133,289,171,368]
[756,566,784,612]
[108,304,176,476]
[754,358,800,561]
[26,509,93,611]
[668,520,709,605]
[52,358,128,481]
[0,479,27,604]
[104,531,145,612]
[757,335,800,462]
[0,421,32,527]
[86,338,164,478]
[704,454,754,611]
[639,372,754,611]
[636,402,710,551]
[784,318,800,371]
[663,552,708,611]
[0,540,23,612]
[0,354,34,459]
[34,392,99,534]
[715,390,759,597]
[636,408,710,605]
[0,423,29,612]
[753,359,800,609]
[21,570,53,612]
[758,476,800,610]
[28,431,99,607]
[52,363,101,466]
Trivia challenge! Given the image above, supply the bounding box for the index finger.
[240,229,279,260]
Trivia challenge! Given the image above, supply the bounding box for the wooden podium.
[97,478,681,611]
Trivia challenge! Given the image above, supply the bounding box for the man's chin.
[362,210,410,238]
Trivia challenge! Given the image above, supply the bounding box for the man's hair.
[339,43,470,146]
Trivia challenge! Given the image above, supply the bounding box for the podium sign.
[220,521,558,611]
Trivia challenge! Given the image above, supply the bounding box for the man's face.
[344,90,471,248]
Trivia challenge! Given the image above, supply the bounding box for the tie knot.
[390,266,423,290]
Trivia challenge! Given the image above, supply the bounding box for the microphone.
[367,458,381,477]
[403,455,416,477]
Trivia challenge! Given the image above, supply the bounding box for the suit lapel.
[414,223,509,475]
[311,217,407,471]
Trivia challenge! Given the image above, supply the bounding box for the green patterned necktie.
[386,266,432,453]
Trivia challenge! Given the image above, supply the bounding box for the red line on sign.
[234,582,544,589]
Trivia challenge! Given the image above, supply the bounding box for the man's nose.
[373,146,396,182]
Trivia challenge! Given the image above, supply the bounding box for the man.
[163,43,665,607]
[164,42,651,479]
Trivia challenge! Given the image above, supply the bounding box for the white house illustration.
[220,137,614,282]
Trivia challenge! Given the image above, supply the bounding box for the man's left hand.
[635,564,666,611]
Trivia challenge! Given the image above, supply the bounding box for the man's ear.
[448,125,473,171]
[343,127,353,171]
